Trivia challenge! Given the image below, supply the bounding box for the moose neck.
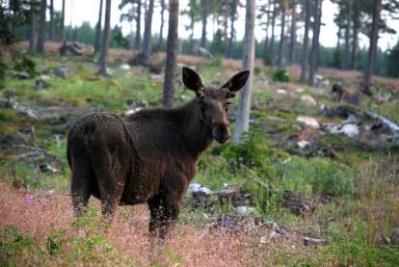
[177,99,213,158]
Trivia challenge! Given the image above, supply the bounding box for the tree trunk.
[227,0,238,57]
[49,0,54,40]
[134,1,142,49]
[61,0,66,44]
[269,0,277,65]
[300,0,310,83]
[223,0,229,45]
[158,0,166,50]
[141,0,155,65]
[189,11,195,53]
[36,0,46,53]
[201,0,209,47]
[350,7,360,69]
[162,0,179,108]
[98,0,112,75]
[308,0,322,86]
[233,0,256,143]
[29,9,38,53]
[363,0,381,96]
[262,0,271,64]
[289,2,296,64]
[94,0,103,54]
[343,0,352,69]
[277,0,287,67]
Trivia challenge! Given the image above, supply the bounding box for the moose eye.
[224,101,231,112]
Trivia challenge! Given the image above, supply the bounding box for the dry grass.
[0,182,324,266]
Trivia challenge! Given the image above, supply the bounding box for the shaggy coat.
[67,67,250,239]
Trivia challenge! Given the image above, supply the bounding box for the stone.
[391,227,399,245]
[118,64,130,70]
[297,140,311,149]
[13,71,30,79]
[54,66,69,79]
[300,95,317,106]
[296,115,320,129]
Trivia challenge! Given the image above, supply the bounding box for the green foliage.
[275,156,354,197]
[46,229,67,256]
[12,55,36,77]
[111,26,130,49]
[0,224,42,266]
[386,39,399,77]
[271,68,291,82]
[0,58,6,88]
[216,131,275,176]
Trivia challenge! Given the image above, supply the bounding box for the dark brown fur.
[67,67,250,240]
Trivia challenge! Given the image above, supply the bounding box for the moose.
[67,67,250,240]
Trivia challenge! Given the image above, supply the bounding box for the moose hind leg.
[159,201,180,241]
[92,152,126,223]
[71,162,93,217]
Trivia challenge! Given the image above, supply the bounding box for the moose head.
[182,67,250,143]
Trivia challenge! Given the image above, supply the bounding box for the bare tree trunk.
[227,0,238,57]
[36,0,46,53]
[363,0,381,96]
[201,0,209,47]
[300,0,310,83]
[289,2,296,64]
[29,11,38,53]
[233,0,256,143]
[61,0,66,44]
[343,0,352,69]
[49,0,54,40]
[133,1,141,49]
[350,7,360,69]
[262,0,271,64]
[158,0,166,50]
[141,0,155,65]
[94,0,104,54]
[277,0,287,67]
[189,11,195,53]
[308,0,322,86]
[223,0,229,46]
[162,0,179,108]
[98,0,112,76]
[269,0,277,65]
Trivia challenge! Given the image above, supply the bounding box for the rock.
[391,228,399,245]
[303,236,328,246]
[234,206,256,216]
[327,116,360,137]
[300,95,317,106]
[194,46,214,59]
[282,190,314,216]
[188,183,213,195]
[277,89,287,95]
[35,75,51,90]
[297,140,311,149]
[188,183,214,209]
[54,66,69,79]
[13,71,30,79]
[38,163,58,173]
[59,42,83,56]
[125,98,147,115]
[216,186,252,207]
[296,115,320,129]
[118,64,130,70]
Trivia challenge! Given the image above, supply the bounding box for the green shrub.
[271,68,290,82]
[13,55,36,77]
[276,156,353,197]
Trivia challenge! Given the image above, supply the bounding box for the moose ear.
[220,70,250,92]
[182,67,204,94]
